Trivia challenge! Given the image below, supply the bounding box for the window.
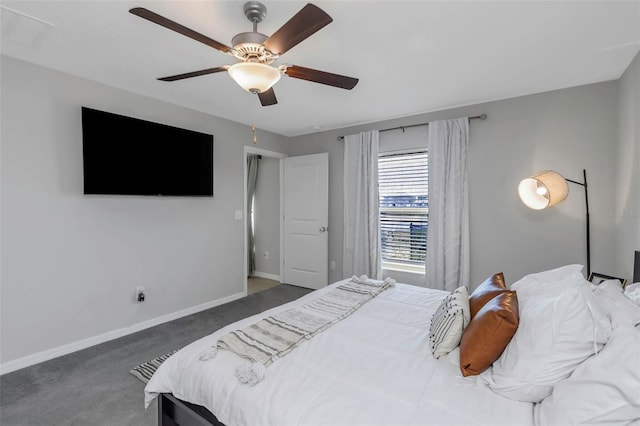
[378,151,428,273]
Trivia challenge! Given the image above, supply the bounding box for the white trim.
[279,159,285,287]
[244,146,288,159]
[251,271,281,282]
[382,263,426,275]
[0,291,246,375]
[379,147,428,156]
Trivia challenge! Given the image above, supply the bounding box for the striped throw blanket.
[199,276,395,385]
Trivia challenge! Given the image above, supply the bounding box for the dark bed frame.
[158,393,223,426]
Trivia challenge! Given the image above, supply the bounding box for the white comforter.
[145,280,534,426]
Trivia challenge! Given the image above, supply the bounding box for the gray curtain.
[425,118,470,291]
[343,131,381,279]
[247,155,260,276]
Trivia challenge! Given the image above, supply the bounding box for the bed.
[145,267,640,426]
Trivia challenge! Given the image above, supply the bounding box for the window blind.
[378,151,428,269]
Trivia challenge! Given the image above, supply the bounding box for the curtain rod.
[337,113,487,141]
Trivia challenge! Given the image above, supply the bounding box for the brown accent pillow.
[459,291,519,377]
[469,273,508,318]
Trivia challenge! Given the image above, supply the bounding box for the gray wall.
[288,81,621,288]
[253,156,281,278]
[3,51,636,368]
[0,56,289,365]
[614,52,640,281]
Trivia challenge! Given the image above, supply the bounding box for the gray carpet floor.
[0,284,311,426]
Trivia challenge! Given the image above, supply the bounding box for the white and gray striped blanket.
[199,276,395,385]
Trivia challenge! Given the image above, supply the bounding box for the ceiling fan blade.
[258,88,278,106]
[158,66,229,82]
[284,65,358,90]
[264,4,332,56]
[129,7,233,54]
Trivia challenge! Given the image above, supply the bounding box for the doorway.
[244,147,286,295]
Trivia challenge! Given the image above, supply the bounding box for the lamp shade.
[228,62,281,94]
[518,170,569,210]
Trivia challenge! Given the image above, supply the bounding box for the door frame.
[243,146,288,295]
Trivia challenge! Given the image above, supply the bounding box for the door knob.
[319,226,328,233]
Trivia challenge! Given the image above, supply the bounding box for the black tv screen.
[82,107,213,196]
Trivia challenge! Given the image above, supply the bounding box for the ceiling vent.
[1,6,54,48]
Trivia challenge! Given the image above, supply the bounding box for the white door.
[283,153,329,289]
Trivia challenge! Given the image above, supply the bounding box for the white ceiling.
[1,1,639,137]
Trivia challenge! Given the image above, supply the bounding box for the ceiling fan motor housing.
[231,2,278,64]
[231,32,277,63]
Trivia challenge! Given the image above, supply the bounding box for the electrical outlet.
[135,286,145,303]
[264,251,269,259]
[330,261,336,270]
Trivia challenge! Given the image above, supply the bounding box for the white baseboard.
[251,271,281,282]
[0,291,246,375]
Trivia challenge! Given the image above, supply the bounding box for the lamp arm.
[565,170,590,277]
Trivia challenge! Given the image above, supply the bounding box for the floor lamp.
[518,169,590,276]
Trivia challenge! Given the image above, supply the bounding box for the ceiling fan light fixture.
[228,62,281,94]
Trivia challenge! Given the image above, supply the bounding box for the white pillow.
[429,286,470,359]
[536,312,640,425]
[509,264,584,301]
[625,282,640,307]
[593,279,640,326]
[510,264,583,288]
[483,273,612,402]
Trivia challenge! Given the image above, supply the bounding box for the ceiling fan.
[129,2,359,106]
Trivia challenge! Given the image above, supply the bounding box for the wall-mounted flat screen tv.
[82,107,213,196]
